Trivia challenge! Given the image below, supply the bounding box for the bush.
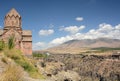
[33,53,48,58]
[8,35,15,49]
[0,40,5,51]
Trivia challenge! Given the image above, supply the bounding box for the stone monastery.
[0,8,32,55]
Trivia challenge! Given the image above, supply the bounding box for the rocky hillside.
[45,38,120,54]
[0,50,49,81]
[63,38,120,48]
[36,53,120,81]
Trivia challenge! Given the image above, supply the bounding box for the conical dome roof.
[4,8,22,28]
[6,8,21,17]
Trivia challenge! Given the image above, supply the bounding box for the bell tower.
[4,8,22,31]
[0,8,32,55]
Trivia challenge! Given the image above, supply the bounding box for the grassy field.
[79,47,120,55]
[91,47,120,51]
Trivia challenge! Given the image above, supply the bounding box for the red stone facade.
[0,8,32,55]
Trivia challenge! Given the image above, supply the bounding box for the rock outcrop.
[37,53,120,81]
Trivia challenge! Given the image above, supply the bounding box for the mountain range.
[44,38,120,54]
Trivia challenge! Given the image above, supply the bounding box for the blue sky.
[0,0,120,50]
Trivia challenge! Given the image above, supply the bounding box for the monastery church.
[0,8,32,55]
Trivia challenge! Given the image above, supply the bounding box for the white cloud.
[98,23,113,32]
[75,17,83,21]
[33,42,47,50]
[49,23,120,46]
[39,29,54,36]
[34,23,120,50]
[50,35,74,45]
[60,25,85,34]
[115,24,120,30]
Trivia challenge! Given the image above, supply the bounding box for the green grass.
[4,48,44,79]
[80,47,120,54]
[0,40,5,51]
[91,47,120,52]
[1,35,45,79]
[32,53,48,58]
[8,35,15,49]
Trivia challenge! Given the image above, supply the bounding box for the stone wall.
[22,41,32,55]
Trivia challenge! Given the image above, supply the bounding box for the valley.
[33,38,120,81]
[33,52,120,81]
